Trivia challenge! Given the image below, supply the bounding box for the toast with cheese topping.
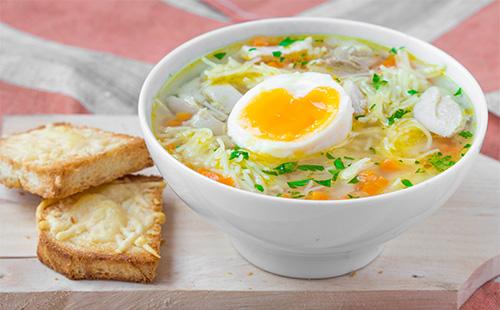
[0,123,153,199]
[36,175,166,283]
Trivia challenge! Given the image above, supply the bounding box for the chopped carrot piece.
[381,55,396,67]
[357,170,389,195]
[266,61,282,68]
[250,36,271,47]
[166,119,182,127]
[433,137,461,155]
[197,168,235,187]
[175,112,192,121]
[380,159,402,172]
[309,191,329,200]
[165,144,176,152]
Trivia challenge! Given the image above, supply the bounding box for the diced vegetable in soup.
[152,35,475,200]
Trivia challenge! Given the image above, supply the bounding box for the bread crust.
[36,175,165,283]
[0,123,153,198]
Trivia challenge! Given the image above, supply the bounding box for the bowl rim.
[138,17,488,206]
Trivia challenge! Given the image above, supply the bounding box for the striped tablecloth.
[0,1,498,308]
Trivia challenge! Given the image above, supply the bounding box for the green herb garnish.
[248,47,257,52]
[369,103,376,110]
[290,191,305,198]
[369,147,376,154]
[297,164,324,172]
[262,170,278,176]
[463,143,471,148]
[354,114,365,120]
[275,162,298,174]
[401,179,413,187]
[407,89,418,95]
[287,179,312,188]
[415,168,425,173]
[344,156,355,160]
[348,176,360,184]
[454,87,463,96]
[328,169,341,181]
[428,152,455,172]
[347,194,359,199]
[459,130,473,138]
[389,47,398,54]
[326,152,335,160]
[334,158,345,169]
[254,184,264,192]
[229,148,249,160]
[387,109,409,125]
[314,179,332,187]
[272,51,282,57]
[279,56,285,62]
[372,73,388,90]
[279,37,299,47]
[213,52,226,60]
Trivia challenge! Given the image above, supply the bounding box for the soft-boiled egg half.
[227,72,353,158]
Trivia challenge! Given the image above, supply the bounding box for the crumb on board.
[378,270,383,274]
[25,236,30,239]
[225,272,233,276]
[412,274,424,278]
[247,272,254,276]
[349,271,357,277]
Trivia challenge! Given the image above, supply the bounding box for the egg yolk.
[241,86,339,141]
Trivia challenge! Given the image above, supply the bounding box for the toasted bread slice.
[36,175,166,283]
[0,123,153,199]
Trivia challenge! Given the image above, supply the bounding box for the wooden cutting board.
[0,115,499,310]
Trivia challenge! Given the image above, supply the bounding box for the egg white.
[227,72,353,158]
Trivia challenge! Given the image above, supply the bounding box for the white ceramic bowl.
[138,18,488,279]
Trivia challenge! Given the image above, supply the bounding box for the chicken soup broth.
[152,35,475,200]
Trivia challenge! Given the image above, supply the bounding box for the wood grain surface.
[0,115,498,310]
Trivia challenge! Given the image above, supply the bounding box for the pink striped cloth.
[0,1,498,308]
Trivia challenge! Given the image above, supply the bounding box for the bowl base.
[232,239,382,279]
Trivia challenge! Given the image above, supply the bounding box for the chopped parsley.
[369,147,376,154]
[314,179,332,187]
[401,179,413,187]
[274,162,298,174]
[272,51,282,57]
[248,47,257,52]
[415,168,425,173]
[297,164,324,172]
[372,73,388,90]
[459,130,473,138]
[279,56,285,62]
[290,191,305,198]
[387,109,409,125]
[326,152,335,160]
[369,103,376,110]
[389,47,398,54]
[213,52,226,60]
[333,158,345,170]
[262,170,278,176]
[287,179,311,188]
[463,143,471,148]
[279,37,300,47]
[454,87,463,96]
[254,184,264,192]
[328,169,341,181]
[347,194,359,199]
[354,114,365,120]
[344,156,355,160]
[229,148,249,160]
[407,89,418,95]
[428,152,455,172]
[348,176,360,184]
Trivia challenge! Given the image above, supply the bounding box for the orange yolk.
[240,86,339,141]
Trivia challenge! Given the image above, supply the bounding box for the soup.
[152,35,474,200]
